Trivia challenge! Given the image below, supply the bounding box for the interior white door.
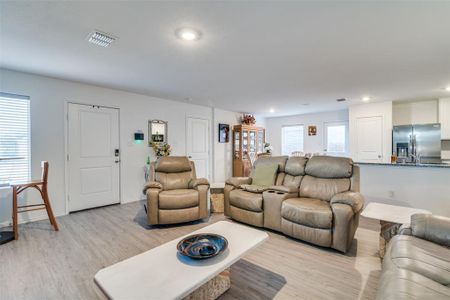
[186,117,210,179]
[356,116,384,162]
[68,103,120,212]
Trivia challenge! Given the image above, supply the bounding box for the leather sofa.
[376,214,450,299]
[224,155,364,253]
[143,156,210,225]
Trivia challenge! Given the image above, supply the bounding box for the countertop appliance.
[393,123,441,164]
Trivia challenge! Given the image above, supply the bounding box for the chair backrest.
[152,156,196,190]
[291,151,304,157]
[281,157,308,188]
[299,156,357,201]
[41,161,49,183]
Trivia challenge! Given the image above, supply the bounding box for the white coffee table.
[94,221,268,300]
[361,202,431,257]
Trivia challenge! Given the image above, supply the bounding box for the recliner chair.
[143,156,209,225]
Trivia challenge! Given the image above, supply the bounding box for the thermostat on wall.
[134,130,144,144]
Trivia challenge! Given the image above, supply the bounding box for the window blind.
[0,92,31,185]
[282,125,304,155]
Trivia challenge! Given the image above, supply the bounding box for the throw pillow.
[251,163,278,186]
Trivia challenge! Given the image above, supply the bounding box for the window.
[0,93,31,185]
[324,121,348,155]
[282,125,304,155]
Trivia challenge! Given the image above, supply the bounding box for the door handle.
[115,160,120,163]
[188,156,192,159]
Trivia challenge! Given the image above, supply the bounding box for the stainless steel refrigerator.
[393,123,441,163]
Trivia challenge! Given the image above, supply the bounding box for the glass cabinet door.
[234,130,240,158]
[257,130,264,153]
[242,130,248,155]
[249,131,256,163]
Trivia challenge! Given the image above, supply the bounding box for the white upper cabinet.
[439,98,450,140]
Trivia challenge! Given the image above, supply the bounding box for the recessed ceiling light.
[445,86,450,92]
[362,96,371,102]
[269,108,275,113]
[336,98,346,102]
[87,30,116,47]
[301,103,310,106]
[175,28,201,41]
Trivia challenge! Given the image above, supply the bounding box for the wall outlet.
[388,191,395,198]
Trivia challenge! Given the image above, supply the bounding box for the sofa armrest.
[225,177,252,188]
[189,178,210,189]
[143,181,163,194]
[410,214,450,247]
[330,191,364,214]
[268,185,298,194]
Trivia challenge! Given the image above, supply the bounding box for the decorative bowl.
[177,233,228,259]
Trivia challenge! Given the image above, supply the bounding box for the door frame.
[64,101,122,215]
[185,114,212,181]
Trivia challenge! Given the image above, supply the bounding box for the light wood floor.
[0,201,382,300]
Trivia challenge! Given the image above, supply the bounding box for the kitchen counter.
[355,162,450,168]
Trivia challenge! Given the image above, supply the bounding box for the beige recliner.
[224,156,305,229]
[225,155,364,253]
[143,156,209,225]
[281,156,363,253]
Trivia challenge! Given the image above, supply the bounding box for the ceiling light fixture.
[445,86,450,92]
[87,30,116,47]
[362,96,371,102]
[269,108,275,113]
[175,28,201,41]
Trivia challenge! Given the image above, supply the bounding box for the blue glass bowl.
[177,233,228,259]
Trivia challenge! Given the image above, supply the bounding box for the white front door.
[68,103,120,212]
[186,117,210,179]
[356,116,384,162]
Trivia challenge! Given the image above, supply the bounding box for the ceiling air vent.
[336,98,346,102]
[87,30,116,47]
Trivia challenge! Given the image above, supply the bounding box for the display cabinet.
[233,125,265,177]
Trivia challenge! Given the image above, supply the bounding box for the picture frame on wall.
[308,125,317,136]
[218,123,230,143]
[149,120,168,145]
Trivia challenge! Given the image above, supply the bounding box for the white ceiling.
[1,1,450,117]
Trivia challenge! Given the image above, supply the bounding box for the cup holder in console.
[267,190,275,193]
[276,192,285,195]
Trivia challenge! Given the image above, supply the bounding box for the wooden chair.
[11,161,59,240]
[291,151,305,157]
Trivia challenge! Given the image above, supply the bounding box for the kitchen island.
[356,162,450,217]
[356,161,450,168]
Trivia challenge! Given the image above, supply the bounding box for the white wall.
[393,99,438,126]
[265,110,349,156]
[0,69,236,226]
[359,164,450,217]
[349,101,393,163]
[212,108,240,184]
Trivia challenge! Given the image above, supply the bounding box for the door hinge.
[67,154,70,161]
[67,195,70,202]
[66,113,69,121]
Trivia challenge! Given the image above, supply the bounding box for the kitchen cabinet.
[439,98,450,140]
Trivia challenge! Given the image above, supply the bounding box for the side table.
[361,202,431,258]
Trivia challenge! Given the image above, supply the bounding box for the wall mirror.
[149,120,168,145]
